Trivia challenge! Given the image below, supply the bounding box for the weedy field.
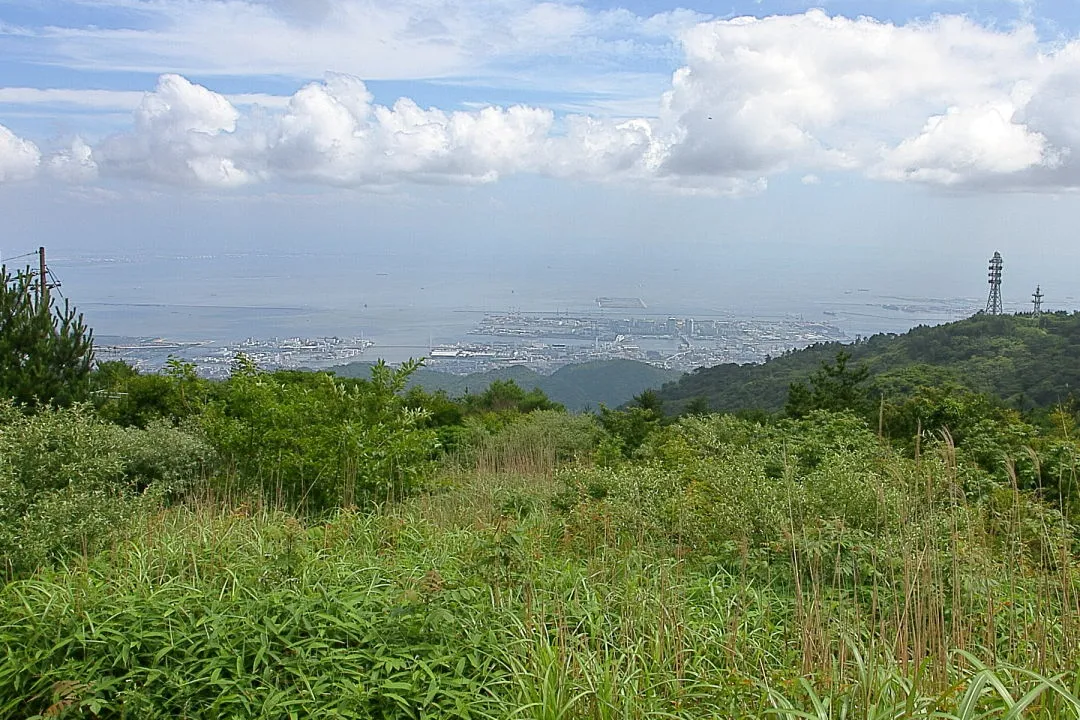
[6,354,1080,720]
[3,404,1080,719]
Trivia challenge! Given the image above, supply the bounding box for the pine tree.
[0,265,93,408]
[785,351,871,419]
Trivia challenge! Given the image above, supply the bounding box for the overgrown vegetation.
[4,304,1080,717]
[657,312,1080,415]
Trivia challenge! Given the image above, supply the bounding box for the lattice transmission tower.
[985,251,1003,315]
[1032,285,1044,318]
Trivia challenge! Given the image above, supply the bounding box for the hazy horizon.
[2,0,1079,355]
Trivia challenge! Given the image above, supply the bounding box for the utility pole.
[985,251,1003,315]
[38,246,48,307]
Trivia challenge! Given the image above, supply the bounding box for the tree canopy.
[0,265,93,408]
[785,351,872,418]
[654,312,1080,416]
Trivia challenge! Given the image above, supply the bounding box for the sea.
[40,249,1052,364]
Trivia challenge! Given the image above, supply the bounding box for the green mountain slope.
[331,359,681,411]
[655,312,1080,413]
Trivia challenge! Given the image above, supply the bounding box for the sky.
[1,0,1080,326]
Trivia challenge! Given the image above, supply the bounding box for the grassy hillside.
[6,410,1080,717]
[333,358,681,411]
[7,347,1080,716]
[656,311,1080,414]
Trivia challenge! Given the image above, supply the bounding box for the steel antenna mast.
[985,251,1003,315]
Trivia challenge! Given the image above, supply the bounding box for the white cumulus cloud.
[269,75,554,184]
[546,116,664,180]
[0,125,40,183]
[875,103,1056,185]
[11,10,1080,194]
[134,74,240,139]
[46,137,98,183]
[654,10,1050,186]
[93,74,255,187]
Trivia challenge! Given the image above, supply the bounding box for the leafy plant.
[0,400,211,576]
[202,357,438,510]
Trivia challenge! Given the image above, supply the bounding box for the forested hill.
[655,312,1080,414]
[332,358,681,411]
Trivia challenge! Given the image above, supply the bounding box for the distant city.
[35,245,1079,380]
[433,310,846,374]
[95,292,986,378]
[96,335,375,378]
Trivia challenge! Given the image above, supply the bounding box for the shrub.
[201,358,438,511]
[455,410,601,475]
[556,412,916,554]
[0,400,212,575]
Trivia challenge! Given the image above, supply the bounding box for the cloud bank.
[0,125,40,183]
[5,10,1080,193]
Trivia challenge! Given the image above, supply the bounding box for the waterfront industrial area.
[82,248,1070,380]
[96,335,376,378]
[426,311,848,373]
[95,297,902,378]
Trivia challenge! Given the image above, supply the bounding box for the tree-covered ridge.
[333,358,681,412]
[656,311,1080,414]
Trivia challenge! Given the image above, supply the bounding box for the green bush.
[453,409,601,474]
[557,412,920,554]
[0,400,212,576]
[201,358,438,511]
[3,397,1080,717]
[90,359,207,428]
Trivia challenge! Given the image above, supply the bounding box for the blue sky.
[2,0,1079,186]
[0,1,1067,116]
[1,0,1079,317]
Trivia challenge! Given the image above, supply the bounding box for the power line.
[46,266,65,300]
[3,247,63,304]
[2,250,40,263]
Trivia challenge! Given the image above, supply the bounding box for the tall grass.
[2,473,1075,718]
[2,413,1079,717]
